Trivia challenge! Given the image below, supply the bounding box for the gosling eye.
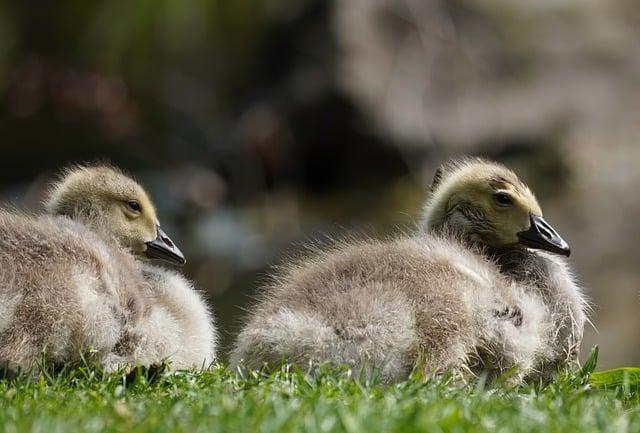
[127,200,142,213]
[493,193,514,207]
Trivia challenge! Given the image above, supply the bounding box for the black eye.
[494,193,514,206]
[127,201,142,212]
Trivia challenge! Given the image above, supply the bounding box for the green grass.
[0,349,638,433]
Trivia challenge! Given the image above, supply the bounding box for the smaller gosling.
[0,165,216,372]
[230,158,586,383]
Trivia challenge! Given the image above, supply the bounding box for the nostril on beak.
[162,236,174,248]
[539,227,552,238]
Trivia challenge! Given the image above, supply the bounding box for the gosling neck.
[487,246,554,289]
[424,219,555,285]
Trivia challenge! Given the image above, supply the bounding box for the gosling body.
[231,159,586,383]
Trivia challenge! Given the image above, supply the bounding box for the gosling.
[0,165,216,372]
[230,158,586,383]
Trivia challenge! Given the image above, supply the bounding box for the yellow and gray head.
[45,165,186,265]
[422,158,570,256]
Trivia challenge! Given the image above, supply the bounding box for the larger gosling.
[230,159,586,383]
[0,166,216,372]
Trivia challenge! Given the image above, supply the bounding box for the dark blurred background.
[0,0,639,368]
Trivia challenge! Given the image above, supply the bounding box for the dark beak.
[517,214,571,257]
[145,226,186,265]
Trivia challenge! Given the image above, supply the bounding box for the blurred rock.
[333,0,640,149]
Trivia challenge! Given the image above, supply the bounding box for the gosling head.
[45,165,186,265]
[422,158,570,257]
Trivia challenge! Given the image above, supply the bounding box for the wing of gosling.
[117,264,217,370]
[526,253,587,381]
[231,236,528,382]
[541,253,587,356]
[0,212,147,371]
[495,247,588,382]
